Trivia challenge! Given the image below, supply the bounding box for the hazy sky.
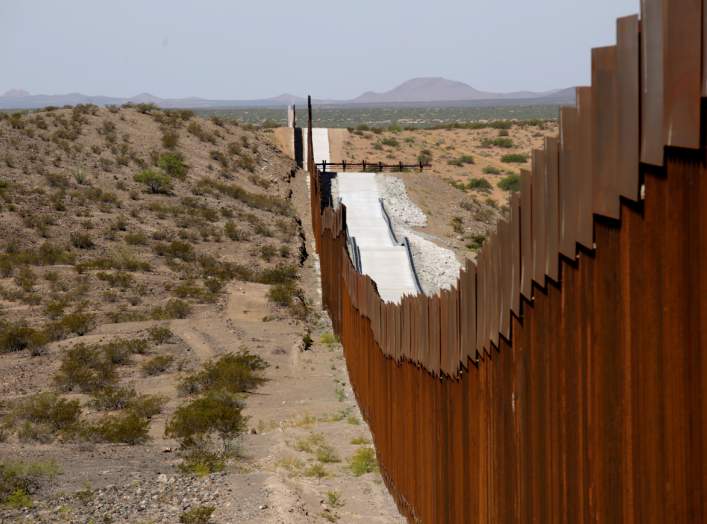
[1,0,640,100]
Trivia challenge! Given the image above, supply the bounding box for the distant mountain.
[2,89,30,97]
[0,79,575,110]
[351,77,573,105]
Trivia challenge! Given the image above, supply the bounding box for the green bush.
[154,240,194,261]
[148,325,173,344]
[142,354,174,376]
[467,178,493,193]
[448,154,475,166]
[88,411,150,445]
[159,153,188,179]
[166,390,247,449]
[349,447,378,476]
[161,129,179,150]
[150,299,192,320]
[9,392,81,438]
[180,505,215,524]
[500,153,528,164]
[134,170,172,194]
[481,137,514,148]
[482,166,502,175]
[498,174,521,192]
[127,394,166,419]
[0,460,60,507]
[70,232,95,249]
[178,351,267,396]
[0,322,47,354]
[268,282,297,307]
[54,343,117,392]
[90,385,137,411]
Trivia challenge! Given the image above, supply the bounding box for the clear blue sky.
[1,0,640,100]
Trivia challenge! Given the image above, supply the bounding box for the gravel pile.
[375,174,461,295]
[375,175,427,227]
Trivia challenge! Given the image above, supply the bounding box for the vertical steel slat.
[510,192,521,317]
[545,136,560,282]
[532,148,548,287]
[617,15,640,202]
[592,45,621,220]
[575,86,594,249]
[520,168,534,301]
[640,0,664,166]
[559,106,579,259]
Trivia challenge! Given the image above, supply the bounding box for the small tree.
[134,170,172,194]
[165,390,247,452]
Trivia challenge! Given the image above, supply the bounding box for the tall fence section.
[307,3,706,522]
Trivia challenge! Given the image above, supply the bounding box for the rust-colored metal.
[520,168,533,301]
[592,45,621,219]
[559,105,579,259]
[305,3,706,520]
[617,15,640,201]
[532,148,547,286]
[640,0,664,166]
[545,136,560,282]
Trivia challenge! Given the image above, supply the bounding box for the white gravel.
[374,174,461,295]
[375,175,427,227]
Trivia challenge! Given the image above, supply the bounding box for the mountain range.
[0,77,576,110]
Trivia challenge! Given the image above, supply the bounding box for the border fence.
[307,2,706,522]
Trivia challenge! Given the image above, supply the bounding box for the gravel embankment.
[375,174,461,295]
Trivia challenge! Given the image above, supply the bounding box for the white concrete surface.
[307,130,420,303]
[337,172,419,303]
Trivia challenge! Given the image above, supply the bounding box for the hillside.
[0,106,402,522]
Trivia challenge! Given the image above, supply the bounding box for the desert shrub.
[54,343,116,392]
[259,244,276,262]
[150,299,192,320]
[148,325,173,344]
[178,448,225,476]
[154,240,194,261]
[465,234,487,251]
[90,385,137,411]
[0,322,47,354]
[97,271,134,289]
[349,447,378,476]
[380,137,399,147]
[142,354,175,376]
[187,122,215,144]
[159,153,188,179]
[88,411,150,445]
[195,179,291,215]
[178,351,267,396]
[134,170,172,194]
[125,231,148,245]
[161,128,179,150]
[481,137,514,148]
[70,232,95,249]
[257,264,297,285]
[224,221,249,241]
[180,505,215,524]
[0,460,60,508]
[501,153,528,164]
[498,173,521,192]
[166,390,247,450]
[10,392,81,438]
[46,311,94,339]
[467,178,493,193]
[482,166,502,175]
[417,149,432,164]
[127,394,167,419]
[450,216,464,234]
[448,154,475,166]
[267,281,297,307]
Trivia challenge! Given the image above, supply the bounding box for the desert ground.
[0,106,403,523]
